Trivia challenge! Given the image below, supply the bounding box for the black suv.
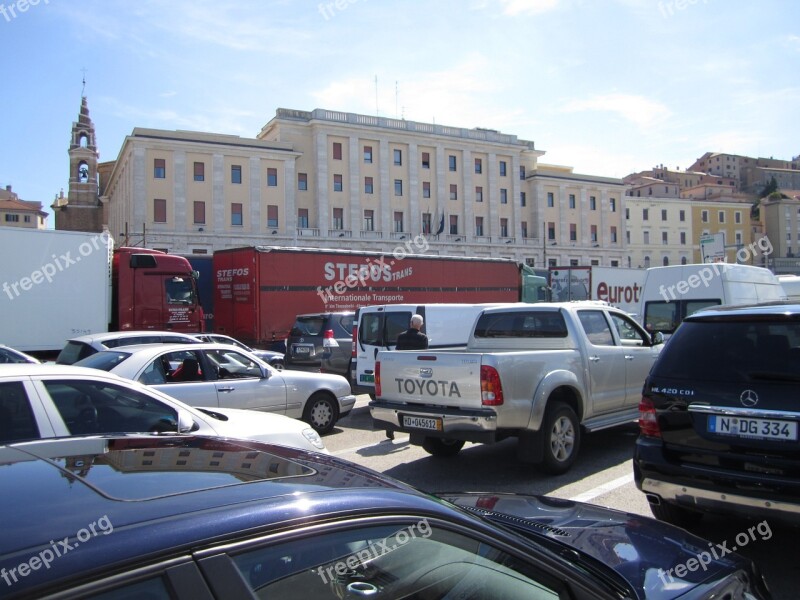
[285,312,354,378]
[635,302,800,526]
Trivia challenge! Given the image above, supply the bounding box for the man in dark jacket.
[395,314,428,350]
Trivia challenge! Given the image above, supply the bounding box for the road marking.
[331,436,410,457]
[567,473,634,503]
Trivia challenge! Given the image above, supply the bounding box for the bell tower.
[53,86,104,232]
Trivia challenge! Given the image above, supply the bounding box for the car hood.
[193,406,328,454]
[439,493,762,600]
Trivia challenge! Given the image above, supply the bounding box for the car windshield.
[74,350,134,372]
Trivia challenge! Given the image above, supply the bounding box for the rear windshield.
[291,317,326,337]
[74,350,133,372]
[653,319,800,382]
[473,311,568,338]
[56,341,96,365]
[642,299,721,335]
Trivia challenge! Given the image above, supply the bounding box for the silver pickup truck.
[370,302,664,474]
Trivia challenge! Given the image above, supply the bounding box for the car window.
[43,380,179,435]
[0,348,31,364]
[104,336,161,349]
[473,311,568,338]
[230,522,561,599]
[82,576,174,600]
[165,277,195,305]
[162,335,197,344]
[152,350,205,383]
[0,381,40,443]
[608,312,649,345]
[205,349,262,379]
[577,310,615,346]
[335,314,354,338]
[56,341,95,365]
[292,316,326,336]
[359,313,384,346]
[75,350,133,372]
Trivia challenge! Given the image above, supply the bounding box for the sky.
[2,0,799,225]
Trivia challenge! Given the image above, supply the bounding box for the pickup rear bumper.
[369,400,499,443]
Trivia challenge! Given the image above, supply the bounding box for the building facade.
[0,186,47,229]
[624,196,694,268]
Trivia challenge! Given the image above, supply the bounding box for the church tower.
[52,93,105,232]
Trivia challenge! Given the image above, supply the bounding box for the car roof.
[90,342,256,357]
[294,311,354,318]
[66,330,201,344]
[0,435,432,596]
[686,301,800,320]
[0,363,136,380]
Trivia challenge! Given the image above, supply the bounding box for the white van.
[778,274,800,301]
[352,303,513,395]
[639,263,786,336]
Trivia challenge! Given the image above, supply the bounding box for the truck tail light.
[480,365,504,406]
[375,361,381,397]
[638,397,661,438]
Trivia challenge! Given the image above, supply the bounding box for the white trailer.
[0,227,113,352]
[549,266,646,316]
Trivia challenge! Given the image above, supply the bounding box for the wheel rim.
[310,400,333,429]
[549,416,575,462]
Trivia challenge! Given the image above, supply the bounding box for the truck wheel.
[650,501,703,528]
[303,393,339,435]
[422,437,465,457]
[540,402,580,475]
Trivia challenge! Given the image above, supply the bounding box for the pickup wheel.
[303,392,339,435]
[422,437,465,457]
[540,402,580,475]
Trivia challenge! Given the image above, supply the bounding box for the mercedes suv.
[635,302,800,526]
[285,312,354,379]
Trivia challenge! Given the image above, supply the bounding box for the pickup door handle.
[624,355,635,361]
[588,356,600,363]
[217,386,235,393]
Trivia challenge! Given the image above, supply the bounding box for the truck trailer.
[0,227,203,353]
[549,265,646,316]
[212,245,547,347]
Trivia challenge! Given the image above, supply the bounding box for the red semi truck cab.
[112,248,204,332]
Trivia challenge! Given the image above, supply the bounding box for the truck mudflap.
[369,400,499,443]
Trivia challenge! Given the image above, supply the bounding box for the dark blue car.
[0,435,769,599]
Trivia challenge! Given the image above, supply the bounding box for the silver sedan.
[75,343,356,434]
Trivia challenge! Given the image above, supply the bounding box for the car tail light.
[322,329,339,348]
[375,361,381,397]
[480,365,504,406]
[475,496,500,510]
[323,329,334,339]
[639,397,661,438]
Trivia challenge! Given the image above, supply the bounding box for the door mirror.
[177,409,196,433]
[651,331,665,346]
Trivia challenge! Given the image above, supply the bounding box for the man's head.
[410,314,424,330]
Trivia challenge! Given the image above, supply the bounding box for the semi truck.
[0,227,203,353]
[212,245,548,348]
[549,266,646,316]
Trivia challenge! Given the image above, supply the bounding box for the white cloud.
[561,93,671,129]
[497,0,561,16]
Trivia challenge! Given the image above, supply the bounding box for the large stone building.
[103,108,629,267]
[0,186,47,229]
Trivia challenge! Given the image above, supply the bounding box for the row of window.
[153,159,278,186]
[545,192,617,212]
[3,214,34,223]
[628,207,743,225]
[544,222,619,244]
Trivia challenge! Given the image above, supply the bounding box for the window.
[499,161,507,176]
[193,201,205,224]
[626,207,631,220]
[332,142,342,160]
[449,215,458,235]
[520,165,526,180]
[193,162,205,182]
[680,231,686,245]
[735,211,742,224]
[569,223,577,241]
[231,203,243,226]
[735,232,742,244]
[475,158,482,173]
[475,216,484,237]
[661,209,667,221]
[448,155,457,171]
[450,184,458,200]
[23,215,30,223]
[547,222,556,241]
[547,192,554,207]
[626,230,631,244]
[363,145,372,163]
[718,211,725,223]
[520,191,526,207]
[333,174,343,192]
[569,194,576,209]
[363,210,374,231]
[153,158,166,179]
[610,198,616,212]
[500,188,508,204]
[394,179,403,196]
[475,186,483,202]
[610,226,618,243]
[701,210,709,223]
[267,168,278,187]
[298,209,309,228]
[590,224,597,242]
[364,177,373,194]
[590,196,596,210]
[500,218,509,238]
[154,199,166,223]
[663,256,670,266]
[393,149,402,166]
[394,211,403,233]
[231,165,242,184]
[422,181,430,198]
[267,205,278,228]
[578,310,615,346]
[662,231,668,245]
[422,212,432,234]
[421,152,430,169]
[643,208,649,221]
[298,172,308,191]
[643,231,650,245]
[679,209,685,222]
[332,208,344,230]
[521,222,528,238]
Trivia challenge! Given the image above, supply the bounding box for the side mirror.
[651,331,665,346]
[177,409,196,433]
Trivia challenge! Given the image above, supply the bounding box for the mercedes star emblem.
[740,389,759,408]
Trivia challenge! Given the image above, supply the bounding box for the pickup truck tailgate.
[377,351,484,409]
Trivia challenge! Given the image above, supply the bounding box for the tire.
[650,501,703,528]
[302,392,339,435]
[422,437,465,457]
[540,401,580,475]
[270,359,284,371]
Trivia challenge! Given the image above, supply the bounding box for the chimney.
[5,185,10,192]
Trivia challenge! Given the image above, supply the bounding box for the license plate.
[359,374,374,383]
[402,415,442,431]
[708,416,798,441]
[294,346,311,354]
